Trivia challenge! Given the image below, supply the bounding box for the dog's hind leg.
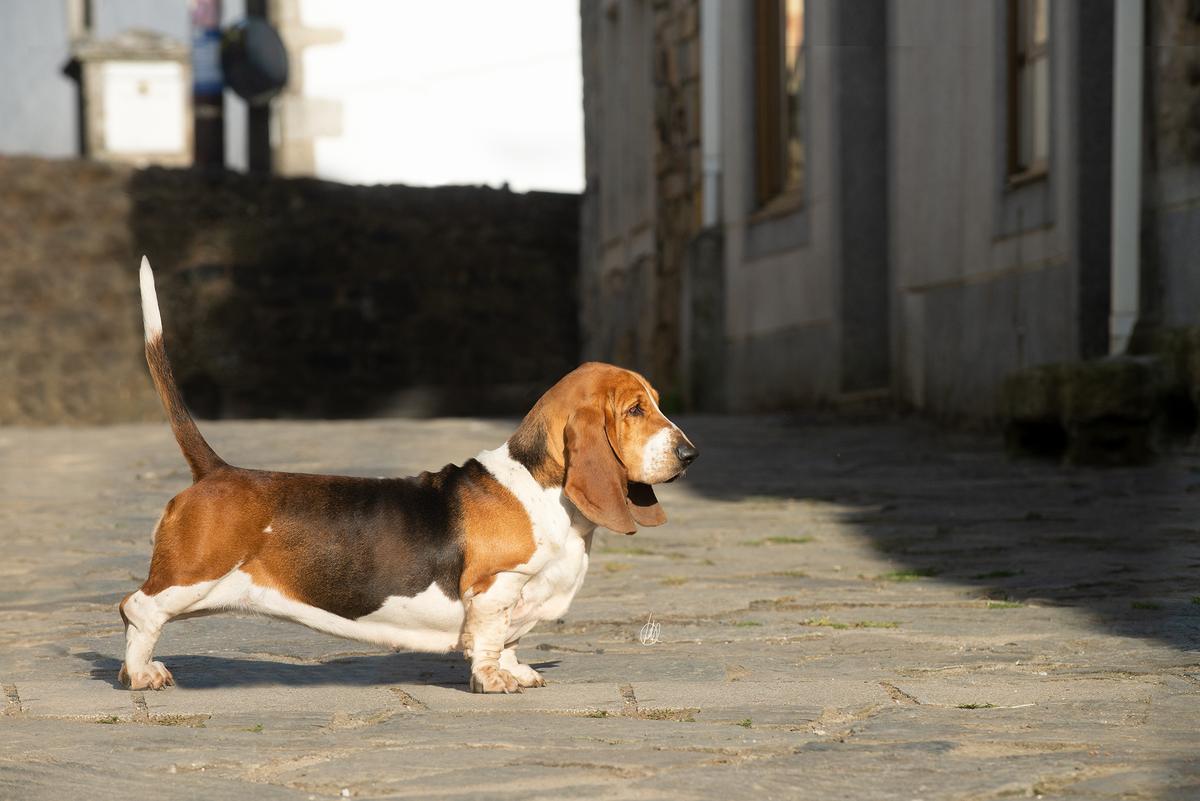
[118,589,174,690]
[118,483,260,690]
[118,580,218,690]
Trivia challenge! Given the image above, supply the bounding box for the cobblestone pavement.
[1,416,1198,800]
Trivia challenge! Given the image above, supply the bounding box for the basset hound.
[119,258,698,693]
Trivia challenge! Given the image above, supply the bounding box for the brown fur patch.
[139,472,269,595]
[458,470,537,597]
[140,465,474,619]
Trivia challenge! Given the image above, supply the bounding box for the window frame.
[1006,0,1050,186]
[994,0,1055,238]
[753,0,804,215]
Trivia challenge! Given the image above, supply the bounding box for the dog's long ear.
[626,482,666,527]
[564,405,638,534]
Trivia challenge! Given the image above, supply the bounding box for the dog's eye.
[627,404,643,417]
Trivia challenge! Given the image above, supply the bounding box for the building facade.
[580,0,1200,419]
[0,0,339,175]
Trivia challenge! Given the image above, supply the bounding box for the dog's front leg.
[464,573,526,693]
[499,641,545,688]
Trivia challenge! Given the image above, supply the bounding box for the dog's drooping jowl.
[119,258,698,693]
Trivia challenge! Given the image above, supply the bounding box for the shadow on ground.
[77,651,561,691]
[676,414,1200,653]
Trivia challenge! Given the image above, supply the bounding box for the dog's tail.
[139,256,226,482]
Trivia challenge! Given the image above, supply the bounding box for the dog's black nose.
[675,443,699,465]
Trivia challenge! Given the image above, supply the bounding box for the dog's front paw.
[470,664,522,694]
[506,662,545,688]
[119,661,174,690]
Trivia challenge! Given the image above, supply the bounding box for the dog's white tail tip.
[139,255,163,341]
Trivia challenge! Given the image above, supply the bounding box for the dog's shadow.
[77,651,561,692]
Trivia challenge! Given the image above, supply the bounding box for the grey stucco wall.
[719,0,834,410]
[0,1,78,158]
[91,0,188,40]
[888,0,1089,418]
[1156,170,1200,330]
[719,0,891,410]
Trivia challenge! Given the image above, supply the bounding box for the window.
[1006,0,1049,182]
[755,0,804,209]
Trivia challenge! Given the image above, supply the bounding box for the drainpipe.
[190,0,225,167]
[1109,0,1143,355]
[700,0,722,227]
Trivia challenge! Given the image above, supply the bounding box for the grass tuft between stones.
[800,617,899,630]
[877,568,940,582]
[742,536,815,546]
[597,546,659,557]
[639,708,698,723]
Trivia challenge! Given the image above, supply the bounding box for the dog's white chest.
[475,444,595,640]
[511,532,590,633]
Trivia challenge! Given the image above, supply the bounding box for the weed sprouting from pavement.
[598,546,659,556]
[742,536,815,546]
[639,708,698,722]
[800,617,899,630]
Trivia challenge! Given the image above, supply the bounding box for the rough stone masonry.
[1,415,1197,799]
[0,157,580,425]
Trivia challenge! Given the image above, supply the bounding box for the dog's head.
[509,362,698,534]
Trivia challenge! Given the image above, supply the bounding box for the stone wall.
[0,158,161,424]
[0,157,580,424]
[578,0,701,406]
[649,0,703,397]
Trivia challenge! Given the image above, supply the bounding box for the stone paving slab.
[1,416,1199,800]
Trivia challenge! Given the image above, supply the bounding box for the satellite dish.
[221,18,288,104]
